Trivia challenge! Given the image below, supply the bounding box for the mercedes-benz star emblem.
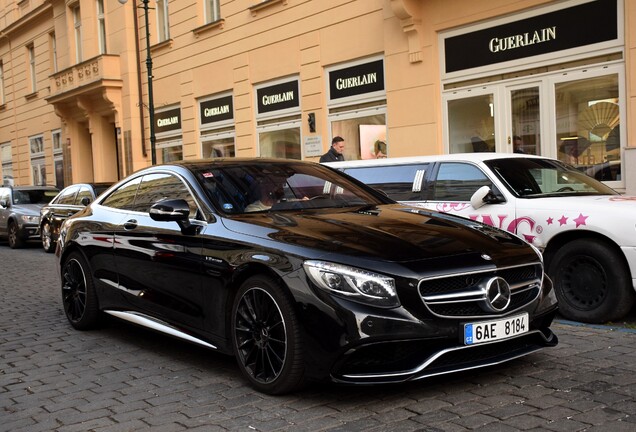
[484,277,511,312]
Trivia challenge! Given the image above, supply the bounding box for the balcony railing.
[49,55,121,99]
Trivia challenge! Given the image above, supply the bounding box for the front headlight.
[21,215,40,224]
[303,260,399,308]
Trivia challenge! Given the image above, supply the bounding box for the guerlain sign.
[257,80,299,115]
[444,0,617,73]
[329,59,385,101]
[200,95,233,125]
[155,107,181,134]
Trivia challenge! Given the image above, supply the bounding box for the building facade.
[1,0,635,193]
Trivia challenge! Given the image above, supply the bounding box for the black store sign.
[257,80,299,115]
[200,95,233,125]
[155,107,181,134]
[444,0,617,73]
[329,59,385,100]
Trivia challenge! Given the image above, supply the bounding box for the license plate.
[464,313,528,345]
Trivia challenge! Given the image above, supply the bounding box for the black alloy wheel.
[41,222,55,253]
[8,222,23,249]
[61,252,100,329]
[232,276,304,394]
[549,239,635,323]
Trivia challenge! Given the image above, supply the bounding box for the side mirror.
[470,185,498,210]
[150,198,203,235]
[0,199,6,208]
[80,197,91,206]
[150,199,190,222]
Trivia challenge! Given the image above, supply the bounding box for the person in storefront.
[513,135,526,154]
[319,136,345,162]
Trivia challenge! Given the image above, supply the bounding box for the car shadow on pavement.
[91,313,538,399]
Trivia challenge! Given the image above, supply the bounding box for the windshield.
[484,158,618,198]
[12,189,58,205]
[193,161,390,214]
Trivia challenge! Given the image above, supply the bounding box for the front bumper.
[330,310,557,384]
[18,222,40,240]
[620,246,636,292]
[292,267,559,384]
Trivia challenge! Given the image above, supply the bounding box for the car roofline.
[323,152,549,168]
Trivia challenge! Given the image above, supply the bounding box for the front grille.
[419,263,542,319]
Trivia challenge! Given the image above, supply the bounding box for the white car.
[326,153,635,324]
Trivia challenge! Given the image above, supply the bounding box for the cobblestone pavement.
[2,244,636,432]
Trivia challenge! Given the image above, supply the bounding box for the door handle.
[123,219,138,230]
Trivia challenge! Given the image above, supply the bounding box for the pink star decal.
[573,213,588,228]
[546,217,553,225]
[558,215,568,226]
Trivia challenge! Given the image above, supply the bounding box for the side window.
[101,177,142,210]
[133,173,198,217]
[75,186,92,205]
[57,187,79,205]
[344,164,429,201]
[432,163,492,201]
[12,190,28,204]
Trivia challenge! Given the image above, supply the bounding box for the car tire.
[548,239,635,323]
[61,252,101,330]
[41,222,55,253]
[231,275,305,395]
[8,221,23,249]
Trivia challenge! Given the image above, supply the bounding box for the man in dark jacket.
[319,136,345,162]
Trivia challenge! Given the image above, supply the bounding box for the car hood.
[222,204,535,265]
[10,203,44,216]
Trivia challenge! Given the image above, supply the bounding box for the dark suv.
[0,185,59,248]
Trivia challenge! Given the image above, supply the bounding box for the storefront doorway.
[443,62,624,187]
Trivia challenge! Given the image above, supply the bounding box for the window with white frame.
[30,135,44,154]
[29,135,46,186]
[156,0,170,42]
[73,5,82,63]
[326,57,388,160]
[1,142,12,186]
[97,0,107,54]
[49,33,58,73]
[255,78,302,159]
[52,130,64,189]
[205,0,221,23]
[28,44,36,93]
[157,139,183,164]
[202,132,235,158]
[52,129,62,153]
[199,93,235,158]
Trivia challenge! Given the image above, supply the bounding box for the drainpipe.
[132,2,147,160]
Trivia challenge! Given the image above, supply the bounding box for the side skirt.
[104,310,217,350]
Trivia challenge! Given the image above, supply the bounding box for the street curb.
[555,318,636,334]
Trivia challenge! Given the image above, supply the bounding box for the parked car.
[40,182,113,253]
[56,158,557,394]
[0,185,59,248]
[326,153,635,324]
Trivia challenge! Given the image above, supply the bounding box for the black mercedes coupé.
[57,158,558,394]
